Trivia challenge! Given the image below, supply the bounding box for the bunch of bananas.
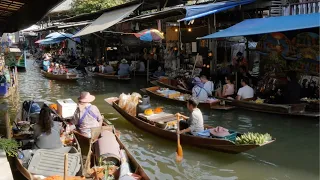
[255,98,264,104]
[236,132,272,145]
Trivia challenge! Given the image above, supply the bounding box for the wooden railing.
[282,0,320,15]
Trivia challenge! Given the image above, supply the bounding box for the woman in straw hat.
[72,92,103,138]
[117,59,130,76]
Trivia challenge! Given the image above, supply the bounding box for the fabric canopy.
[198,13,320,39]
[178,0,255,22]
[73,3,141,37]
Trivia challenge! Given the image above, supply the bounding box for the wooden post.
[0,103,10,139]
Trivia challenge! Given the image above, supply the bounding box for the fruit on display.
[255,98,264,104]
[144,109,154,116]
[235,132,272,145]
[154,107,163,114]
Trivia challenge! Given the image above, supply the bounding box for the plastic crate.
[212,130,237,142]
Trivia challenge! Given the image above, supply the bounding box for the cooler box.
[57,99,77,118]
[0,83,8,96]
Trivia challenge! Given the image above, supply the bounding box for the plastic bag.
[119,93,130,110]
[126,101,137,116]
[131,92,142,106]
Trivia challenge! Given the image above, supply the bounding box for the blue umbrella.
[46,32,74,39]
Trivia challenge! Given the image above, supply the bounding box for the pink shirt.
[224,84,235,96]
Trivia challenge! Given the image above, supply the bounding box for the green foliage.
[0,138,19,157]
[71,0,127,15]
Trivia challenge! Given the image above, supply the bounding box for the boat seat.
[27,147,81,177]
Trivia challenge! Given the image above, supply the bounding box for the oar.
[176,113,183,162]
[64,153,68,180]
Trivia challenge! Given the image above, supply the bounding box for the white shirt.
[203,81,214,96]
[192,86,208,102]
[189,108,204,135]
[237,85,254,100]
[138,61,145,72]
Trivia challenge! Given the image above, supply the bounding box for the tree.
[71,0,127,15]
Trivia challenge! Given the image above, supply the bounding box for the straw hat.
[192,77,204,88]
[210,126,230,137]
[78,92,95,103]
[121,59,128,64]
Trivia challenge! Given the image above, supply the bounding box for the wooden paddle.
[176,113,183,162]
[64,153,68,180]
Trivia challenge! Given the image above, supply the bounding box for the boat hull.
[152,79,192,94]
[111,101,274,154]
[220,98,319,118]
[41,70,80,81]
[143,86,235,110]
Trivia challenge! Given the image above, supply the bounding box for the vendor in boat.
[103,62,114,74]
[153,66,165,78]
[236,77,254,100]
[200,75,214,96]
[72,92,103,138]
[281,71,301,104]
[118,59,130,76]
[33,106,63,149]
[179,97,204,135]
[192,77,208,101]
[216,75,235,98]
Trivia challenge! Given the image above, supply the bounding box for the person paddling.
[72,92,103,138]
[179,97,204,135]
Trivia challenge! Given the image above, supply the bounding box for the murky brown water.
[4,60,320,180]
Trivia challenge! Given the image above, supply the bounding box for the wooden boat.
[218,97,320,118]
[142,86,235,110]
[85,67,131,81]
[151,79,192,94]
[105,99,275,154]
[73,126,150,180]
[8,47,26,71]
[41,70,80,81]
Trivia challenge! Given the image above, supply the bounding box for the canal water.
[6,60,320,180]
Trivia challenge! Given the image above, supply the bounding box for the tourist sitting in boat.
[281,71,301,104]
[216,75,235,98]
[52,63,60,75]
[179,97,204,135]
[177,77,189,90]
[47,62,54,73]
[153,66,165,78]
[200,75,214,96]
[118,59,130,76]
[236,77,254,100]
[33,106,63,149]
[103,62,114,74]
[192,77,208,101]
[58,64,68,74]
[72,92,103,138]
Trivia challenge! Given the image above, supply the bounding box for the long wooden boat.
[85,67,131,81]
[142,86,235,110]
[73,126,150,180]
[106,99,275,154]
[8,47,26,71]
[41,70,80,81]
[151,79,192,94]
[219,97,320,118]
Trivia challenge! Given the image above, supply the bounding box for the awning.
[198,13,320,39]
[73,3,141,37]
[178,0,255,22]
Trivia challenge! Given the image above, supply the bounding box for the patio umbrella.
[134,29,164,42]
[134,29,164,82]
[46,32,73,39]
